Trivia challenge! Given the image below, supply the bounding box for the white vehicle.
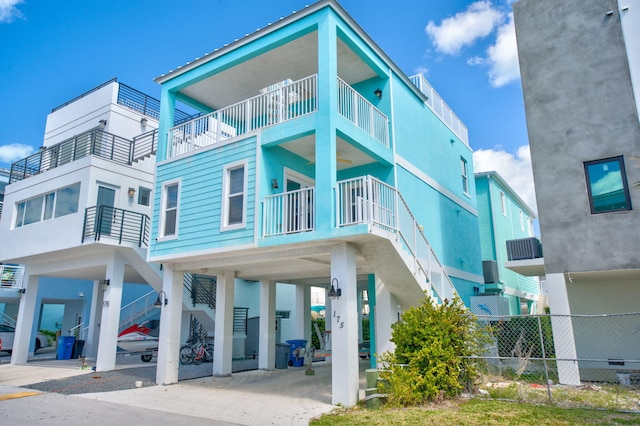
[0,324,50,353]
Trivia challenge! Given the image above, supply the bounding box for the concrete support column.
[155,266,184,385]
[330,243,359,407]
[259,279,276,370]
[11,274,39,365]
[96,253,126,371]
[214,271,235,376]
[367,274,377,368]
[547,273,581,385]
[85,280,103,358]
[374,277,397,364]
[293,284,312,345]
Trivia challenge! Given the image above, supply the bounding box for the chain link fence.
[471,312,640,412]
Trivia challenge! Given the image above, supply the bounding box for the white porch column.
[374,277,397,363]
[259,279,276,370]
[85,280,103,358]
[11,274,39,365]
[547,273,581,385]
[214,271,235,376]
[155,266,183,385]
[330,243,359,407]
[95,253,126,371]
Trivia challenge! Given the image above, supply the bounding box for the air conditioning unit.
[506,237,543,261]
[482,260,500,284]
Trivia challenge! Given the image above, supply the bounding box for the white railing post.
[366,176,374,224]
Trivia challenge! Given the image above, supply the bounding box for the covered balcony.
[166,75,388,158]
[262,175,456,303]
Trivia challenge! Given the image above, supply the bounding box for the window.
[15,183,80,227]
[138,187,151,206]
[519,210,524,231]
[461,157,469,194]
[499,191,506,216]
[221,161,247,230]
[584,156,632,214]
[160,181,179,238]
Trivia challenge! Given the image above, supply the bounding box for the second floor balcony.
[82,205,150,248]
[167,75,389,159]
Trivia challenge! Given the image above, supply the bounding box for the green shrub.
[311,318,325,349]
[493,316,555,359]
[378,297,489,406]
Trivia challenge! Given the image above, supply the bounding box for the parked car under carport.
[0,324,50,353]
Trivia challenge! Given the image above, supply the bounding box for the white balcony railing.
[409,74,469,147]
[263,187,315,237]
[168,75,318,158]
[337,176,457,302]
[337,78,389,147]
[1,264,26,289]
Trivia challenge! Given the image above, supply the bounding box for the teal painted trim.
[315,11,338,234]
[258,223,370,247]
[260,115,317,147]
[157,88,175,161]
[368,274,376,368]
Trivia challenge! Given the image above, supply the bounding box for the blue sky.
[0,0,535,213]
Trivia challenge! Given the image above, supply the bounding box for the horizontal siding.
[150,138,257,258]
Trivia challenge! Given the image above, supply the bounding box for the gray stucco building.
[512,0,640,384]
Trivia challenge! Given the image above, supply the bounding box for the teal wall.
[475,173,539,314]
[150,137,257,258]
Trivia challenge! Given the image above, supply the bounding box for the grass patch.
[310,398,640,425]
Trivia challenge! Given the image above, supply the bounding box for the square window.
[584,156,632,214]
[138,187,151,206]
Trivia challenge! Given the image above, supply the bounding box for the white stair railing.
[336,176,457,302]
[0,311,16,327]
[119,291,158,330]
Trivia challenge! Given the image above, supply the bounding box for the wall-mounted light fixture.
[140,117,148,126]
[128,187,136,199]
[19,288,26,295]
[271,179,279,189]
[98,119,107,129]
[328,278,342,300]
[154,290,168,307]
[374,88,382,99]
[100,279,110,292]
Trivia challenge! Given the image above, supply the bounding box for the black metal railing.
[187,274,217,309]
[131,128,158,162]
[233,307,248,335]
[10,128,134,183]
[82,205,150,247]
[117,83,195,124]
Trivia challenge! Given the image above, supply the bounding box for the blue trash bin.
[56,336,75,360]
[286,339,307,367]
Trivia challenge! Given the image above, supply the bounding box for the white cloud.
[473,145,537,214]
[0,143,34,163]
[485,14,520,87]
[426,1,503,55]
[0,0,24,23]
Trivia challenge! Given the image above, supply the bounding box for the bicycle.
[179,329,214,365]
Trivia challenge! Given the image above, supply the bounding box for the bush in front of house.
[378,296,489,406]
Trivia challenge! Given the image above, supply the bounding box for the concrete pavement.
[0,352,368,425]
